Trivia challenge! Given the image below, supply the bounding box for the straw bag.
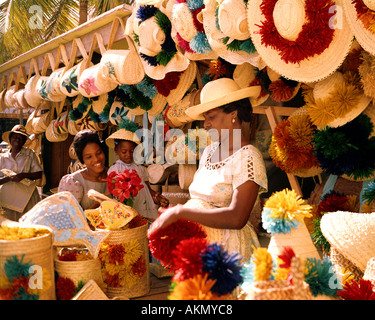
[72,279,110,300]
[162,178,190,206]
[178,164,196,190]
[24,75,43,108]
[99,34,144,85]
[78,33,119,98]
[54,250,106,293]
[87,190,150,299]
[0,218,56,300]
[247,256,313,300]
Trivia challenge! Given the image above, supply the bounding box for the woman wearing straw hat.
[58,129,108,210]
[148,78,268,262]
[0,125,43,220]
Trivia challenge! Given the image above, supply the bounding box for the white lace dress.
[186,142,268,261]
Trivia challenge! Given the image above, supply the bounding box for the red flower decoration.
[317,191,350,217]
[132,256,147,278]
[172,237,209,281]
[56,277,76,300]
[105,273,120,288]
[153,72,181,97]
[277,247,296,269]
[148,218,207,271]
[338,279,375,300]
[108,244,126,264]
[106,170,144,204]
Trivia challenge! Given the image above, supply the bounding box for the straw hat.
[363,257,375,287]
[164,61,197,107]
[147,94,168,117]
[201,0,264,68]
[24,75,43,107]
[45,119,69,142]
[267,67,301,102]
[233,63,269,106]
[109,101,131,126]
[92,93,109,114]
[166,89,199,127]
[46,67,66,101]
[304,71,371,129]
[170,0,218,61]
[343,0,375,55]
[358,50,375,101]
[185,77,261,120]
[247,0,354,83]
[105,128,141,149]
[60,61,93,97]
[13,89,29,109]
[69,94,92,122]
[320,211,375,272]
[2,124,32,147]
[130,4,190,80]
[3,85,16,108]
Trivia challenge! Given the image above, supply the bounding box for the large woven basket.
[102,224,150,299]
[54,255,106,293]
[0,219,55,300]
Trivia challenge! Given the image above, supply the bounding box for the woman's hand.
[10,172,26,183]
[147,204,183,237]
[152,192,170,207]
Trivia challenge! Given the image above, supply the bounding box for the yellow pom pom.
[252,248,273,281]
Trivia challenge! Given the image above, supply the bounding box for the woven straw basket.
[54,254,106,293]
[247,256,313,300]
[103,224,150,299]
[0,218,55,300]
[72,279,109,300]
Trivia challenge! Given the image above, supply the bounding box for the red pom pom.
[56,277,76,300]
[148,219,207,271]
[172,237,209,281]
[338,279,375,300]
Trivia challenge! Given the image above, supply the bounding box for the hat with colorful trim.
[202,0,264,67]
[105,119,141,149]
[127,3,190,80]
[247,0,354,83]
[343,0,375,55]
[170,0,218,61]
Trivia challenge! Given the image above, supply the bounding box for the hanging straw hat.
[233,63,270,106]
[262,189,321,262]
[24,75,43,107]
[304,71,371,129]
[269,107,322,178]
[170,0,218,61]
[69,94,92,122]
[267,67,301,103]
[0,89,6,111]
[60,61,93,98]
[129,3,190,80]
[2,124,32,147]
[343,0,375,55]
[363,257,375,287]
[166,89,199,127]
[3,85,16,109]
[320,211,375,272]
[45,119,69,142]
[358,50,375,101]
[201,0,264,68]
[247,0,354,83]
[186,77,261,120]
[13,89,29,109]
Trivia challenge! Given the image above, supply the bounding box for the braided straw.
[0,223,56,300]
[363,257,375,287]
[72,280,109,300]
[330,247,363,281]
[290,256,313,300]
[104,224,150,299]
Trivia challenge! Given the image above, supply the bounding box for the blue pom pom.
[186,0,204,11]
[136,5,158,22]
[261,208,300,234]
[201,243,243,296]
[190,32,212,54]
[4,255,33,282]
[135,78,157,99]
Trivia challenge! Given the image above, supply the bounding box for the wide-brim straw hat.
[105,128,141,149]
[165,61,197,107]
[364,257,375,288]
[24,75,43,107]
[170,0,218,61]
[185,77,261,120]
[343,0,375,55]
[247,0,354,83]
[3,85,16,108]
[92,93,109,114]
[45,119,69,142]
[109,101,131,125]
[233,63,269,106]
[320,211,375,272]
[147,94,168,117]
[130,4,190,80]
[304,71,371,129]
[2,124,32,147]
[13,88,29,109]
[202,0,264,68]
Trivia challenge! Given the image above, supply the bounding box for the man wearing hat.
[0,125,43,220]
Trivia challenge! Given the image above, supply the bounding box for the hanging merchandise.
[247,0,354,83]
[126,2,190,80]
[202,0,264,68]
[358,50,375,101]
[343,0,375,55]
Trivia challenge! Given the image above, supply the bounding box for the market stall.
[1,0,375,301]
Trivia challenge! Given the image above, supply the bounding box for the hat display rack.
[3,1,375,300]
